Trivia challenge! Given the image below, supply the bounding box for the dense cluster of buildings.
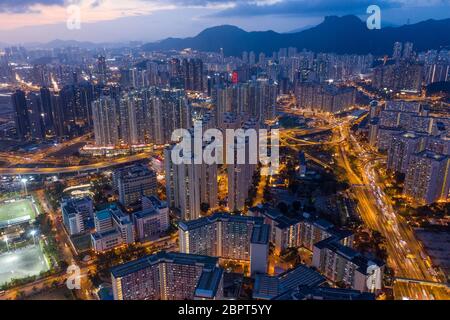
[214,79,277,124]
[60,163,169,251]
[11,83,96,141]
[2,43,407,144]
[372,42,450,93]
[249,205,383,293]
[369,100,450,204]
[163,110,264,219]
[92,87,191,148]
[372,61,423,93]
[4,38,448,302]
[62,194,170,252]
[110,204,383,300]
[90,195,169,252]
[179,213,270,275]
[295,82,356,113]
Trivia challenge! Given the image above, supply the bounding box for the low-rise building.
[61,197,94,236]
[133,196,170,241]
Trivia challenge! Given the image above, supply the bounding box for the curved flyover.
[0,153,152,176]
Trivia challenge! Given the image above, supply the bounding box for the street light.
[30,230,37,246]
[21,178,28,196]
[3,235,9,252]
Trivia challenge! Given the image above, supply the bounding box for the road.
[335,122,449,300]
[0,265,96,300]
[0,134,91,166]
[279,106,449,299]
[0,152,152,176]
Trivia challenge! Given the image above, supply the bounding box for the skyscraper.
[39,87,55,136]
[182,58,204,92]
[147,88,192,145]
[12,89,30,140]
[118,92,147,146]
[403,42,414,60]
[387,131,426,174]
[164,145,201,221]
[97,55,108,84]
[27,92,45,140]
[227,118,259,212]
[92,96,119,147]
[393,42,403,61]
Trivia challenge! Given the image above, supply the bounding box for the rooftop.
[416,150,447,161]
[110,251,218,278]
[251,224,270,245]
[194,267,224,299]
[95,209,112,221]
[178,212,264,231]
[314,237,384,274]
[273,285,375,300]
[253,264,325,300]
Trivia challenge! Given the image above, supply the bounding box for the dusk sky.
[0,0,449,44]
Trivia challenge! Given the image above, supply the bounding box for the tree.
[263,187,272,203]
[277,202,289,215]
[289,180,300,195]
[200,202,210,214]
[292,201,302,212]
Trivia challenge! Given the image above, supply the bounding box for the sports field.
[0,245,49,286]
[0,199,37,229]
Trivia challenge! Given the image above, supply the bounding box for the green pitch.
[0,245,49,286]
[0,199,37,227]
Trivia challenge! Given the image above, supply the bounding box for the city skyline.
[0,1,449,304]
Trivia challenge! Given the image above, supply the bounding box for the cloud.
[0,0,67,13]
[157,0,449,17]
[206,0,404,17]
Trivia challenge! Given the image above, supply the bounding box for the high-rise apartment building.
[372,61,423,93]
[214,80,277,125]
[12,89,30,140]
[148,88,192,145]
[92,96,119,147]
[295,82,356,114]
[404,150,450,204]
[118,92,147,146]
[387,131,426,174]
[227,118,259,212]
[182,58,204,92]
[312,238,384,293]
[393,42,403,61]
[164,145,201,221]
[111,251,223,300]
[178,213,270,275]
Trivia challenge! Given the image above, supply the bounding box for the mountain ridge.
[142,15,450,56]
